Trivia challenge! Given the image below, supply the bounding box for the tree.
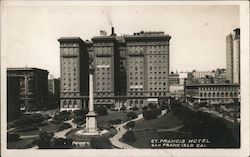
[73,116,85,125]
[131,106,139,111]
[127,112,138,120]
[73,109,88,117]
[122,131,136,142]
[95,106,108,116]
[52,111,71,124]
[91,136,112,149]
[142,106,148,111]
[36,131,54,149]
[120,105,126,113]
[143,108,161,120]
[13,113,46,128]
[58,123,72,131]
[148,103,157,109]
[125,121,135,129]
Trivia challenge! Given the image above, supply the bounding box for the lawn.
[97,110,142,125]
[134,112,183,130]
[126,131,159,148]
[7,137,36,149]
[124,112,186,148]
[10,122,59,136]
[66,128,117,142]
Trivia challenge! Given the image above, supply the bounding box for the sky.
[3,3,239,78]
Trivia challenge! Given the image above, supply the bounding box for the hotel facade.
[58,28,171,111]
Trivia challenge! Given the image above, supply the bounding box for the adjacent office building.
[226,28,240,84]
[7,67,49,112]
[48,75,60,109]
[59,28,171,111]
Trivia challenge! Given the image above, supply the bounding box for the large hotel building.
[59,28,171,111]
[226,28,240,84]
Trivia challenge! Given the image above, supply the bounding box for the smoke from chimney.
[106,12,113,27]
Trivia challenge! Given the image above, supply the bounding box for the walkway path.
[109,113,143,149]
[157,125,184,132]
[54,119,77,138]
[109,109,171,149]
[20,134,39,139]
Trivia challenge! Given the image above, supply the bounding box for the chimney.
[111,27,116,36]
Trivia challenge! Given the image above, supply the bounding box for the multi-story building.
[186,84,240,105]
[124,31,171,107]
[169,72,180,85]
[59,28,171,110]
[192,70,215,79]
[226,28,240,84]
[58,37,89,111]
[48,75,60,109]
[7,67,48,112]
[179,72,189,86]
[7,76,20,121]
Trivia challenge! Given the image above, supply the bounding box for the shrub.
[44,114,52,120]
[160,104,168,110]
[58,123,72,131]
[120,106,126,112]
[13,113,46,128]
[148,103,157,109]
[36,131,54,149]
[95,106,108,116]
[122,131,136,142]
[91,136,112,149]
[131,106,139,111]
[52,138,73,149]
[143,108,161,120]
[125,121,135,129]
[109,118,122,124]
[72,109,88,118]
[142,106,148,111]
[127,112,138,120]
[52,111,71,124]
[7,133,20,142]
[73,116,85,125]
[153,108,162,116]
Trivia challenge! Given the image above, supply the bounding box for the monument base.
[85,111,98,133]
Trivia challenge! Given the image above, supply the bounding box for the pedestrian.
[118,127,121,132]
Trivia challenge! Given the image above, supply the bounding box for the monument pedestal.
[85,111,98,133]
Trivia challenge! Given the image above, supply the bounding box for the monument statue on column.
[85,57,98,133]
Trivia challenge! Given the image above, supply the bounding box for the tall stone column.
[89,69,94,112]
[85,62,98,133]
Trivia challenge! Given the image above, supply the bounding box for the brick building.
[7,67,48,112]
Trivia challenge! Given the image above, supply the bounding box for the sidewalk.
[109,114,143,149]
[54,119,77,138]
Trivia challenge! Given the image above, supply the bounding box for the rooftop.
[7,67,48,73]
[186,83,240,87]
